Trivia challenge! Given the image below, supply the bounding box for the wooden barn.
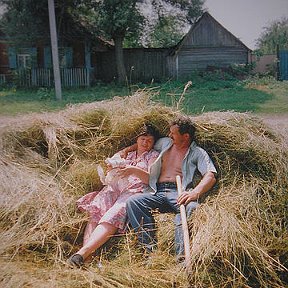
[167,12,252,78]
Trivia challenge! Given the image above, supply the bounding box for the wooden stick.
[176,175,191,269]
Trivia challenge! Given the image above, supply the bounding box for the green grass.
[0,76,287,116]
[154,82,273,115]
[0,85,129,115]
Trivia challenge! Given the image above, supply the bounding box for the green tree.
[78,0,144,83]
[255,17,288,54]
[0,0,83,44]
[148,15,185,48]
[0,0,49,43]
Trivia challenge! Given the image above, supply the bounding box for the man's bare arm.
[118,143,137,158]
[177,171,216,205]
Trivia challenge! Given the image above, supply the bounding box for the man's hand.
[177,172,216,206]
[118,143,138,158]
[177,190,199,206]
[106,164,113,171]
[118,148,128,159]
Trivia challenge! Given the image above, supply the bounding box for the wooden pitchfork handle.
[176,175,191,269]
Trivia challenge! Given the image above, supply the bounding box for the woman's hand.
[117,165,134,178]
[117,165,149,185]
[106,164,113,171]
[118,148,128,159]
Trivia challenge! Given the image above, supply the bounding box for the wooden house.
[0,20,112,87]
[167,12,252,78]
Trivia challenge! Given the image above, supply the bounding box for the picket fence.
[14,68,90,87]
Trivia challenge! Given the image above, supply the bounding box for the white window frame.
[17,54,31,68]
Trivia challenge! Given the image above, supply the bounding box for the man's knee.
[126,193,145,210]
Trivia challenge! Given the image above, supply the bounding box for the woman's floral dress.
[77,149,159,232]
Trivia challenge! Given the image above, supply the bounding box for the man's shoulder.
[156,137,171,144]
[154,137,171,151]
[188,142,210,156]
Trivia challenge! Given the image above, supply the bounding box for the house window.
[17,54,31,68]
[43,46,73,68]
[59,47,73,68]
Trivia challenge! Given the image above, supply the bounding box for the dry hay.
[0,90,287,287]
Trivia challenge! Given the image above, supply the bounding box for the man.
[125,116,217,259]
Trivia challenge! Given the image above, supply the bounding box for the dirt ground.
[258,114,288,137]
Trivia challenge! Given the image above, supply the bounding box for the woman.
[68,124,160,267]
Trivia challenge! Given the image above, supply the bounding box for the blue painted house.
[0,24,112,86]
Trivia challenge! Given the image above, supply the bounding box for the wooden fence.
[94,48,170,83]
[14,68,90,87]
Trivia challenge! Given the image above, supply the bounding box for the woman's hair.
[136,123,160,142]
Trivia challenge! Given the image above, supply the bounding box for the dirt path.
[258,114,288,136]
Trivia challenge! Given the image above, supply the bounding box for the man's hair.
[170,116,196,140]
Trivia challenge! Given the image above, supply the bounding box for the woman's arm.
[117,166,150,185]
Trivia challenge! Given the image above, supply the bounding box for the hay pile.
[0,90,287,287]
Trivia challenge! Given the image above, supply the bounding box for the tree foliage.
[142,0,205,47]
[0,0,85,44]
[0,0,49,42]
[255,17,288,54]
[148,15,185,48]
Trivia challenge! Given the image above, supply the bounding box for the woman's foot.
[67,254,84,268]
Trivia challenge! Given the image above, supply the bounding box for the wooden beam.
[48,0,62,101]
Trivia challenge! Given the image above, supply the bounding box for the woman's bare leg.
[83,219,97,245]
[77,222,118,261]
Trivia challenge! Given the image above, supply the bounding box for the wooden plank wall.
[177,47,249,76]
[94,48,170,83]
[124,48,169,82]
[183,15,243,48]
[0,42,9,74]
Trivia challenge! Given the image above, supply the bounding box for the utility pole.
[48,0,62,101]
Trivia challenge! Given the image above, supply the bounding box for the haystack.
[0,90,287,288]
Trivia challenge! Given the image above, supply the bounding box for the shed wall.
[182,16,243,48]
[95,48,170,82]
[177,47,249,76]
